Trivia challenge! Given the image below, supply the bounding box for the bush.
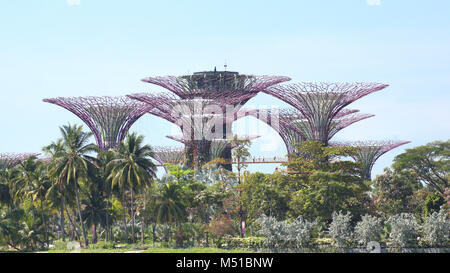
[256,215,286,249]
[219,237,264,250]
[53,239,67,250]
[387,213,419,248]
[256,215,316,250]
[286,216,316,248]
[354,214,383,246]
[422,207,450,247]
[328,211,353,248]
[88,241,115,249]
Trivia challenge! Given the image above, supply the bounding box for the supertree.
[152,146,185,172]
[140,70,290,169]
[167,135,260,165]
[0,153,39,169]
[332,140,411,181]
[42,96,159,150]
[128,92,258,169]
[250,108,373,155]
[141,71,290,102]
[264,82,388,145]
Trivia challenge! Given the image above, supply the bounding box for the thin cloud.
[367,0,381,6]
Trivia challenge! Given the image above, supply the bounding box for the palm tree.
[230,135,251,238]
[154,181,188,244]
[47,124,98,247]
[43,139,67,241]
[106,132,156,243]
[0,168,17,208]
[154,183,186,225]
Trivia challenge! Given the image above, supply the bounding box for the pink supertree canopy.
[332,140,411,180]
[128,92,261,169]
[264,82,388,145]
[141,72,291,104]
[250,108,372,155]
[152,146,185,172]
[43,96,159,150]
[0,153,39,169]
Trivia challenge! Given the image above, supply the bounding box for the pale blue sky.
[0,0,449,177]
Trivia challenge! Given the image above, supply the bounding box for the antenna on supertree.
[43,96,158,150]
[332,140,411,181]
[264,82,388,145]
[0,153,39,169]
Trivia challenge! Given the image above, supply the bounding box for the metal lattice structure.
[141,71,291,103]
[152,146,185,172]
[140,71,290,170]
[264,82,388,145]
[250,108,373,155]
[333,140,411,180]
[128,92,261,169]
[0,153,39,169]
[43,96,158,150]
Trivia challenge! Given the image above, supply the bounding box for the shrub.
[87,241,115,249]
[422,207,450,247]
[256,215,316,250]
[354,214,383,246]
[286,216,316,248]
[328,211,353,248]
[256,215,286,249]
[52,239,67,250]
[387,213,419,248]
[219,237,264,249]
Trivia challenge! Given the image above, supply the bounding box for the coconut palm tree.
[106,132,156,243]
[154,182,186,242]
[43,139,67,241]
[47,124,98,247]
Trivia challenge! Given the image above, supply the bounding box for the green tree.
[47,124,98,247]
[241,172,290,222]
[283,141,370,223]
[393,140,449,194]
[230,135,251,237]
[373,168,421,216]
[106,132,156,243]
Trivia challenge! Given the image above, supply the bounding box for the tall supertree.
[0,153,39,169]
[333,140,411,181]
[141,71,290,102]
[167,135,260,164]
[128,92,258,169]
[43,96,158,150]
[264,82,388,145]
[140,70,290,169]
[251,108,373,155]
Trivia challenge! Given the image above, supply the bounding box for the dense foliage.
[0,128,448,251]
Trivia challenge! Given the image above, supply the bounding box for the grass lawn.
[44,247,254,253]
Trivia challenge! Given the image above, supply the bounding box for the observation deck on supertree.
[0,153,39,169]
[42,96,159,150]
[263,82,388,145]
[141,70,291,104]
[332,140,411,181]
